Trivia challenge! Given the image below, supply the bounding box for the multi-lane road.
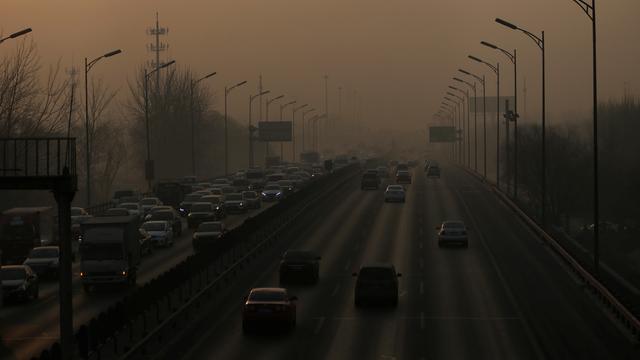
[158,164,638,360]
[0,203,274,360]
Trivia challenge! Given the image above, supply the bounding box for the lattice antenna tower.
[146,12,169,93]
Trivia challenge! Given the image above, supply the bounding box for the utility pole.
[323,75,329,150]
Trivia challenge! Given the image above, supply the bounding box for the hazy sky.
[3,0,640,131]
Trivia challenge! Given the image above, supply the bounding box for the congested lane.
[162,164,637,360]
[0,203,273,360]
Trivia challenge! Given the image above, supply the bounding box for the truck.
[79,215,141,292]
[0,207,56,265]
[153,181,186,209]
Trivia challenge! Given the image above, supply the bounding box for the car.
[376,166,389,178]
[148,208,183,236]
[112,189,141,205]
[187,202,218,229]
[277,180,295,195]
[353,263,401,307]
[1,265,39,302]
[181,175,197,184]
[279,250,321,284]
[141,221,174,247]
[285,167,300,175]
[242,191,262,209]
[437,221,469,247]
[71,207,91,224]
[261,183,283,202]
[192,221,226,251]
[396,170,412,184]
[361,171,381,190]
[396,163,409,172]
[120,202,143,220]
[232,178,251,192]
[179,193,204,216]
[288,174,304,189]
[223,193,248,214]
[426,165,440,178]
[209,188,224,197]
[200,195,227,219]
[103,207,131,217]
[242,288,297,333]
[266,173,287,183]
[23,246,60,277]
[140,197,163,214]
[143,205,173,221]
[384,185,406,203]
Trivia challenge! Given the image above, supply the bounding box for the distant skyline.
[3,0,640,131]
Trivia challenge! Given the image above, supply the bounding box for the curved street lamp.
[496,17,546,225]
[224,80,248,174]
[0,27,32,44]
[190,71,216,176]
[249,90,270,167]
[453,77,476,169]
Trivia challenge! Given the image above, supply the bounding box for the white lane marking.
[420,311,425,329]
[420,281,424,295]
[331,284,340,297]
[314,316,325,335]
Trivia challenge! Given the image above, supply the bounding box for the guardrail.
[31,164,359,360]
[460,165,640,341]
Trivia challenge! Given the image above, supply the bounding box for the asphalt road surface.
[159,164,638,360]
[0,203,273,360]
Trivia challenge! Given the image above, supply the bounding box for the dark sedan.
[279,250,321,284]
[187,202,218,229]
[149,209,183,236]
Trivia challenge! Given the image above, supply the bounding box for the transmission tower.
[146,12,169,94]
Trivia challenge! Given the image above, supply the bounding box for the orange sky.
[3,0,640,131]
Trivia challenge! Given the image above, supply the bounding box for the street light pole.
[469,55,500,187]
[249,90,270,168]
[224,80,248,175]
[459,70,484,175]
[190,71,216,176]
[280,100,296,161]
[292,104,308,162]
[448,88,468,165]
[302,108,316,153]
[482,40,518,198]
[496,17,546,226]
[144,60,175,191]
[569,0,599,273]
[84,49,122,207]
[0,27,32,44]
[265,95,284,158]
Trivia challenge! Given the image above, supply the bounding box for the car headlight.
[276,192,282,196]
[261,192,267,196]
[239,202,244,206]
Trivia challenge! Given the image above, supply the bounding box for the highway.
[0,203,273,360]
[157,164,639,360]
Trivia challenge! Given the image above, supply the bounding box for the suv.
[279,250,321,284]
[353,263,401,307]
[361,171,381,190]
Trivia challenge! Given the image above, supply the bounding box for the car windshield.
[142,222,166,231]
[191,204,211,212]
[120,204,138,210]
[249,290,286,302]
[1,268,26,281]
[233,179,249,185]
[359,267,395,280]
[388,186,403,191]
[363,173,378,179]
[284,250,315,261]
[184,194,202,202]
[265,185,280,191]
[226,194,242,201]
[141,198,158,205]
[243,192,257,199]
[151,211,173,221]
[29,248,58,258]
[198,223,223,232]
[444,222,465,229]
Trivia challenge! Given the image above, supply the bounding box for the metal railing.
[0,137,76,177]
